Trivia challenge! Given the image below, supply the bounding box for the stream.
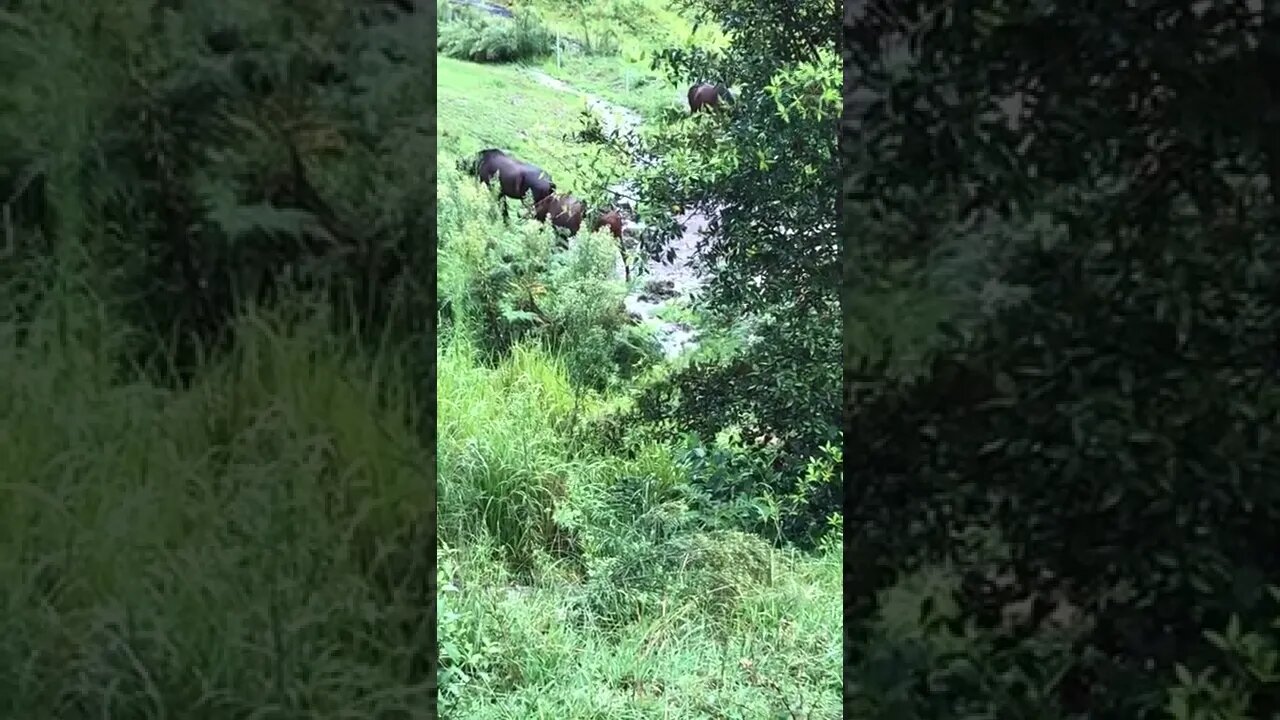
[528,70,708,358]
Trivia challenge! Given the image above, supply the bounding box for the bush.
[0,2,435,375]
[437,167,660,390]
[437,2,554,64]
[843,2,1280,715]
[1163,586,1280,719]
[848,206,1280,715]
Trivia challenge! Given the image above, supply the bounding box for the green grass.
[514,0,722,119]
[440,545,841,718]
[511,0,726,56]
[0,286,432,716]
[533,54,683,120]
[436,338,842,718]
[512,0,721,114]
[436,340,586,565]
[437,23,842,713]
[438,55,630,187]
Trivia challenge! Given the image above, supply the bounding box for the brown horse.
[469,148,556,219]
[534,193,586,238]
[688,83,732,113]
[592,208,623,239]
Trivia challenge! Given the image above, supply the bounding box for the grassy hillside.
[533,54,684,120]
[435,2,842,710]
[507,0,726,55]
[439,0,720,122]
[436,335,841,717]
[437,55,629,184]
[519,0,722,116]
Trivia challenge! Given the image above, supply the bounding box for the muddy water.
[529,70,707,358]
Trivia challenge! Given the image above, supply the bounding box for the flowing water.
[528,70,709,357]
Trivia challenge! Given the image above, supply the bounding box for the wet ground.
[528,70,708,358]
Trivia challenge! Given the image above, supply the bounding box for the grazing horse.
[592,208,623,240]
[468,148,556,219]
[688,82,732,113]
[534,193,586,240]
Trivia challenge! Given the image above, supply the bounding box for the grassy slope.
[519,0,725,118]
[0,293,431,714]
[437,338,842,718]
[438,55,629,189]
[436,15,841,715]
[442,0,722,123]
[532,54,681,120]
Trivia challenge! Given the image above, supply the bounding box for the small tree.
[623,0,842,544]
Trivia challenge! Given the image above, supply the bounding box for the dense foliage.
[436,176,660,390]
[437,1,555,63]
[845,2,1280,716]
[622,0,842,545]
[433,5,842,712]
[1,0,434,374]
[0,2,437,715]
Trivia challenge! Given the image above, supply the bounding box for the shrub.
[437,2,554,64]
[0,2,435,375]
[437,167,659,390]
[1164,587,1280,719]
[844,2,1280,715]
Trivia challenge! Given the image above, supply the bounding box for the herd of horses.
[459,82,732,266]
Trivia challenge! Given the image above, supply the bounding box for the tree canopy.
[622,0,841,543]
[845,1,1280,716]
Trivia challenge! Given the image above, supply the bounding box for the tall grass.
[436,332,843,717]
[436,185,841,714]
[437,340,600,569]
[438,2,555,63]
[0,273,432,717]
[436,164,654,389]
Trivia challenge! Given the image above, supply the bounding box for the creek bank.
[528,69,709,358]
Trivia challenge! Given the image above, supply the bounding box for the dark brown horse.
[534,193,586,238]
[469,148,556,219]
[688,83,732,113]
